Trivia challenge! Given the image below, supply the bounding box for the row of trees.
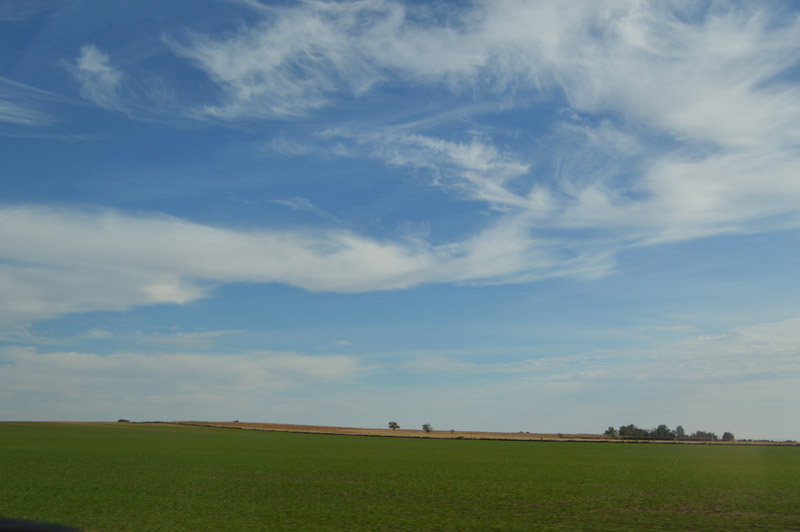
[605,424,734,441]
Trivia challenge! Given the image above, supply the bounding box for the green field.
[1,423,798,531]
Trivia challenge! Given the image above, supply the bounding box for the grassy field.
[1,422,798,531]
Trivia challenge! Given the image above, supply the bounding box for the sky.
[1,0,799,441]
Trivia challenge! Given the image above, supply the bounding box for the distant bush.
[117,419,130,423]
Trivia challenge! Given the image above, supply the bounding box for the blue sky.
[1,0,799,440]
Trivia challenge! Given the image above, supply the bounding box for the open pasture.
[1,422,798,531]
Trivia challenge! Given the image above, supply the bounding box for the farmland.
[1,422,798,531]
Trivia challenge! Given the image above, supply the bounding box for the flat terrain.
[176,420,794,444]
[176,420,604,441]
[1,422,798,531]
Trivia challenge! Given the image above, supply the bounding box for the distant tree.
[604,427,617,438]
[618,424,650,439]
[653,424,676,440]
[689,430,718,441]
[615,423,682,440]
[722,432,735,442]
[618,424,634,437]
[422,423,433,433]
[388,421,399,430]
[676,425,686,440]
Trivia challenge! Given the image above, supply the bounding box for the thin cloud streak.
[0,97,52,126]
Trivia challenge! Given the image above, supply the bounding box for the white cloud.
[0,205,432,324]
[0,204,622,325]
[71,44,124,111]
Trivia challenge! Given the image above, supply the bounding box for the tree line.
[605,424,734,441]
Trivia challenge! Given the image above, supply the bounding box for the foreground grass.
[1,423,798,531]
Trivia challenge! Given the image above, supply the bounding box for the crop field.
[1,423,798,531]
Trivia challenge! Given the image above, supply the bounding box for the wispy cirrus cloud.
[175,0,800,242]
[71,44,124,111]
[168,1,799,126]
[67,44,176,121]
[167,0,392,119]
[0,77,63,128]
[166,0,535,119]
[326,129,534,211]
[0,97,53,126]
